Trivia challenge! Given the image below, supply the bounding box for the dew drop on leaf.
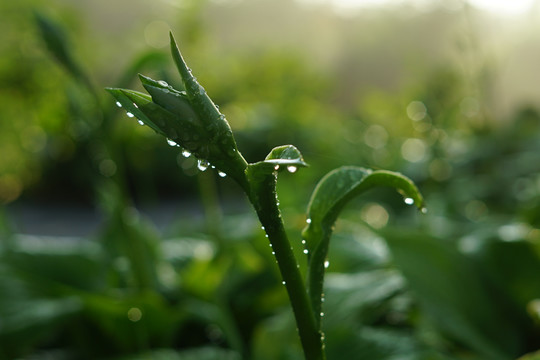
[218,171,227,178]
[306,218,312,224]
[324,260,330,269]
[126,112,135,118]
[421,207,428,214]
[282,281,286,285]
[167,139,178,147]
[274,165,280,171]
[197,159,210,171]
[303,249,309,255]
[158,80,168,87]
[137,120,145,126]
[115,101,122,108]
[287,165,298,173]
[404,197,414,205]
[182,149,191,158]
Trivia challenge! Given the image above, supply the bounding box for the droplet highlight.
[167,139,178,147]
[274,164,280,171]
[182,149,191,158]
[404,197,414,205]
[126,112,135,118]
[115,101,122,108]
[287,165,298,173]
[218,171,227,178]
[197,159,210,171]
[137,120,145,126]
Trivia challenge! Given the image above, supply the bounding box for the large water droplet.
[197,159,210,171]
[115,101,122,108]
[182,149,191,158]
[218,171,227,178]
[167,139,178,147]
[404,197,414,205]
[137,119,145,126]
[287,165,298,173]
[126,112,135,118]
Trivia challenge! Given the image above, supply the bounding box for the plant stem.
[247,172,325,360]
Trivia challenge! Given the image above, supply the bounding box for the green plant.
[107,32,424,360]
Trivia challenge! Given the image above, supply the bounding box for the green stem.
[247,172,325,360]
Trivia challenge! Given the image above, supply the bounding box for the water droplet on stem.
[287,165,297,173]
[182,149,191,158]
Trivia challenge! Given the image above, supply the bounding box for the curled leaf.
[302,166,424,327]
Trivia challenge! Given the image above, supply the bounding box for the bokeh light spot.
[401,138,426,162]
[144,20,171,48]
[127,307,142,322]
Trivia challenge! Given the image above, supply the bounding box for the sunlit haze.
[304,0,536,15]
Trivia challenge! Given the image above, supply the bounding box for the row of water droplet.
[273,164,298,173]
[167,138,227,176]
[117,101,227,178]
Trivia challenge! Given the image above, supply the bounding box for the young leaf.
[138,74,198,122]
[264,145,308,169]
[302,166,424,327]
[169,32,239,156]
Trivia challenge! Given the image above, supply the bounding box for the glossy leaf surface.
[302,166,424,326]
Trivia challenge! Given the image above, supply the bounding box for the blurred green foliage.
[1,0,540,359]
